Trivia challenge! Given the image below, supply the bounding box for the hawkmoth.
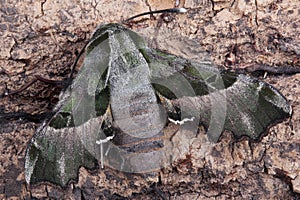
[24,22,291,187]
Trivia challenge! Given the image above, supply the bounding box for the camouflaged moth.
[25,23,291,187]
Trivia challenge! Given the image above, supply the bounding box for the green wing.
[146,48,291,142]
[25,26,112,187]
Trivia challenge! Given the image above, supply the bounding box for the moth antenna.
[124,7,187,22]
[4,75,65,96]
[69,42,89,79]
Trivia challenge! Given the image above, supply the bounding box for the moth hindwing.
[25,23,291,187]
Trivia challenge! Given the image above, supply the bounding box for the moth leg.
[95,106,114,168]
[96,134,114,168]
[168,117,195,125]
[105,142,112,156]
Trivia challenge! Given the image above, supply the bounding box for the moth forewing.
[25,24,113,186]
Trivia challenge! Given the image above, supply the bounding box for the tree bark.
[0,0,299,199]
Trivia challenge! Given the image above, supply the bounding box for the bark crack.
[41,0,47,16]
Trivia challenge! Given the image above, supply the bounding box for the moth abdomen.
[112,131,164,153]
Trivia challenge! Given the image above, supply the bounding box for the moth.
[24,22,291,187]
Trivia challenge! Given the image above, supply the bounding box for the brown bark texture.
[0,0,299,199]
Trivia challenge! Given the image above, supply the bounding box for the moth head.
[86,23,147,55]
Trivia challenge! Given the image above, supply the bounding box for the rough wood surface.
[0,0,299,199]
